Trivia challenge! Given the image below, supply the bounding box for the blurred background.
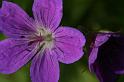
[0,0,124,82]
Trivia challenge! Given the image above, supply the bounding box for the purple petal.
[89,33,124,82]
[53,26,86,64]
[92,62,118,82]
[0,38,36,74]
[89,33,111,70]
[93,33,111,47]
[30,50,59,82]
[0,1,35,37]
[32,0,62,31]
[89,33,117,82]
[99,34,124,74]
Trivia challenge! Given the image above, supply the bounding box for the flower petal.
[99,34,124,74]
[32,0,62,31]
[92,62,118,82]
[53,26,86,64]
[89,33,124,82]
[30,50,59,82]
[0,1,35,37]
[89,33,111,70]
[88,33,117,82]
[0,38,36,74]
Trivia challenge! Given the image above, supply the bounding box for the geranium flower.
[0,0,86,82]
[89,32,124,82]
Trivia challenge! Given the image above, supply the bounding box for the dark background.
[0,0,124,82]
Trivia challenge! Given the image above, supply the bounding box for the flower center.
[44,34,53,41]
[35,28,54,50]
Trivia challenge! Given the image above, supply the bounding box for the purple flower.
[0,0,86,82]
[89,32,124,82]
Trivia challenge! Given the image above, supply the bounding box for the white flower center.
[36,27,54,51]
